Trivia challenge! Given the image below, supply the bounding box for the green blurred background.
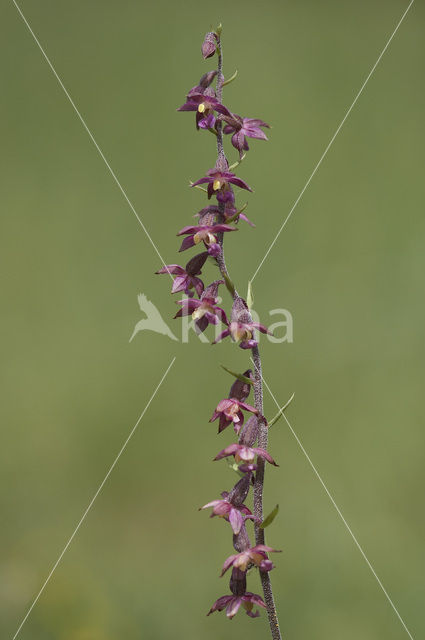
[1,1,424,638]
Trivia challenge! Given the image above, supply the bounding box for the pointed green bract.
[223,69,238,87]
[260,504,279,529]
[268,393,295,427]
[220,364,254,385]
[226,202,248,224]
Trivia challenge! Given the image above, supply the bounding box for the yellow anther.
[213,179,222,191]
[198,103,206,113]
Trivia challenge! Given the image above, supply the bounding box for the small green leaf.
[222,69,238,87]
[247,280,254,309]
[226,202,248,224]
[228,152,246,171]
[260,504,279,529]
[216,23,222,37]
[220,365,254,385]
[268,393,295,427]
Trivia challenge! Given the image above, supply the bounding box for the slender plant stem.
[214,34,282,640]
[252,346,282,640]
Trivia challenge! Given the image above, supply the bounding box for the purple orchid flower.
[201,473,256,534]
[177,223,237,253]
[177,90,232,130]
[208,591,266,619]
[155,252,208,297]
[221,544,280,576]
[213,297,272,349]
[209,399,257,434]
[174,280,228,333]
[191,167,252,202]
[223,114,270,157]
[208,566,267,618]
[214,443,278,467]
[210,369,257,433]
[226,415,273,472]
[208,593,267,619]
[200,493,256,534]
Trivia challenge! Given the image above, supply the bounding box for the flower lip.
[177,224,237,253]
[191,169,252,200]
[220,544,281,576]
[207,591,267,619]
[213,443,278,467]
[209,397,257,434]
[174,280,228,332]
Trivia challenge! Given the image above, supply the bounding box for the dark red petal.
[251,322,271,334]
[228,176,253,192]
[226,597,242,618]
[207,594,233,615]
[171,275,188,294]
[155,264,184,275]
[177,101,197,112]
[214,443,239,461]
[237,401,258,414]
[253,448,278,466]
[212,328,231,344]
[191,176,212,187]
[229,508,243,534]
[220,555,237,577]
[177,225,199,236]
[178,236,195,252]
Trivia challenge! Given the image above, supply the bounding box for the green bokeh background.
[1,1,424,638]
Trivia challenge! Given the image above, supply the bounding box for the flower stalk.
[158,25,281,638]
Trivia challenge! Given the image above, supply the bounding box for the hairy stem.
[252,347,282,640]
[214,34,282,640]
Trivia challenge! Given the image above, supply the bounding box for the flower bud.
[229,369,253,402]
[202,32,218,59]
[260,559,274,572]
